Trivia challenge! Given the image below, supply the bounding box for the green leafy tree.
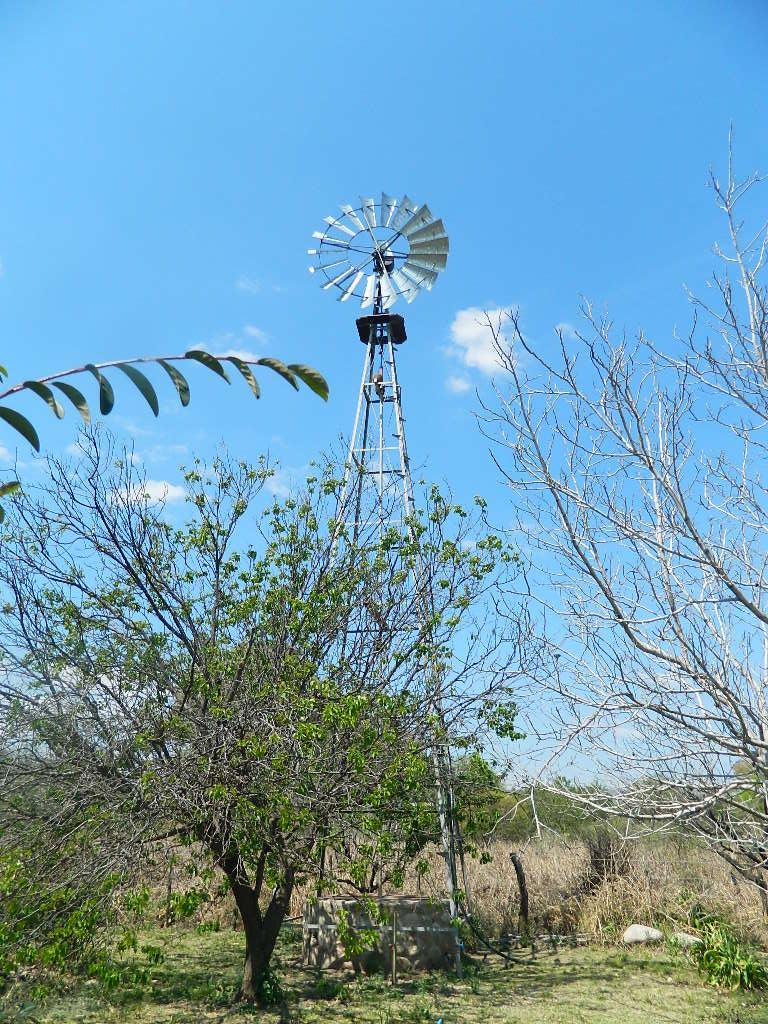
[0,431,520,1002]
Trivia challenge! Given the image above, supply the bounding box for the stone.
[672,930,702,948]
[622,923,664,944]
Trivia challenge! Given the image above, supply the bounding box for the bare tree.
[481,144,768,903]
[0,429,521,1000]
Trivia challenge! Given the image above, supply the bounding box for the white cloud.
[555,321,577,340]
[218,348,260,362]
[237,275,285,295]
[199,324,268,363]
[447,307,510,375]
[265,468,291,498]
[445,375,471,395]
[0,443,14,462]
[244,325,269,343]
[142,443,188,464]
[113,416,154,438]
[115,479,186,504]
[198,332,236,353]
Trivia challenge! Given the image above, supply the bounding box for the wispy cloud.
[113,416,154,438]
[201,324,269,361]
[445,375,471,395]
[555,321,577,340]
[140,443,188,464]
[447,306,510,375]
[237,274,262,294]
[0,444,13,463]
[244,324,269,344]
[237,275,286,295]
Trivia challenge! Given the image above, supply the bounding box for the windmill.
[309,195,463,972]
[308,195,448,540]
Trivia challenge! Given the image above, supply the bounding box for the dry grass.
[157,836,768,950]
[399,838,768,945]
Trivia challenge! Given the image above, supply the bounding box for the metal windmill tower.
[308,195,463,971]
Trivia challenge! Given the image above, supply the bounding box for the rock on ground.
[622,924,664,944]
[672,930,702,948]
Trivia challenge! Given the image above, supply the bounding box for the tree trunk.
[230,869,295,1004]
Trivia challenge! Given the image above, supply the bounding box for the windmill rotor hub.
[373,249,395,275]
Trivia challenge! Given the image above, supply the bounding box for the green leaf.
[184,350,231,383]
[257,357,298,391]
[287,363,329,401]
[223,357,260,399]
[85,365,115,415]
[158,361,191,407]
[52,382,92,424]
[0,407,40,451]
[0,481,20,524]
[115,364,159,416]
[0,365,8,382]
[23,381,65,419]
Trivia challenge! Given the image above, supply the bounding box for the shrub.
[0,852,111,986]
[689,913,768,991]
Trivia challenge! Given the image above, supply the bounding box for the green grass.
[3,926,768,1024]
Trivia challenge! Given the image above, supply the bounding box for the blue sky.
[1,0,767,517]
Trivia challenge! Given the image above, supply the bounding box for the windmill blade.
[323,265,355,289]
[361,196,377,228]
[400,205,435,239]
[396,269,422,302]
[391,269,411,294]
[391,195,417,230]
[381,192,398,227]
[409,238,450,256]
[405,252,448,273]
[325,216,356,238]
[401,265,439,290]
[309,258,348,274]
[361,274,376,309]
[379,268,397,309]
[313,230,350,248]
[407,219,447,245]
[340,203,366,231]
[339,270,364,301]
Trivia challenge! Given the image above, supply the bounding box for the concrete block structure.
[303,895,459,974]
